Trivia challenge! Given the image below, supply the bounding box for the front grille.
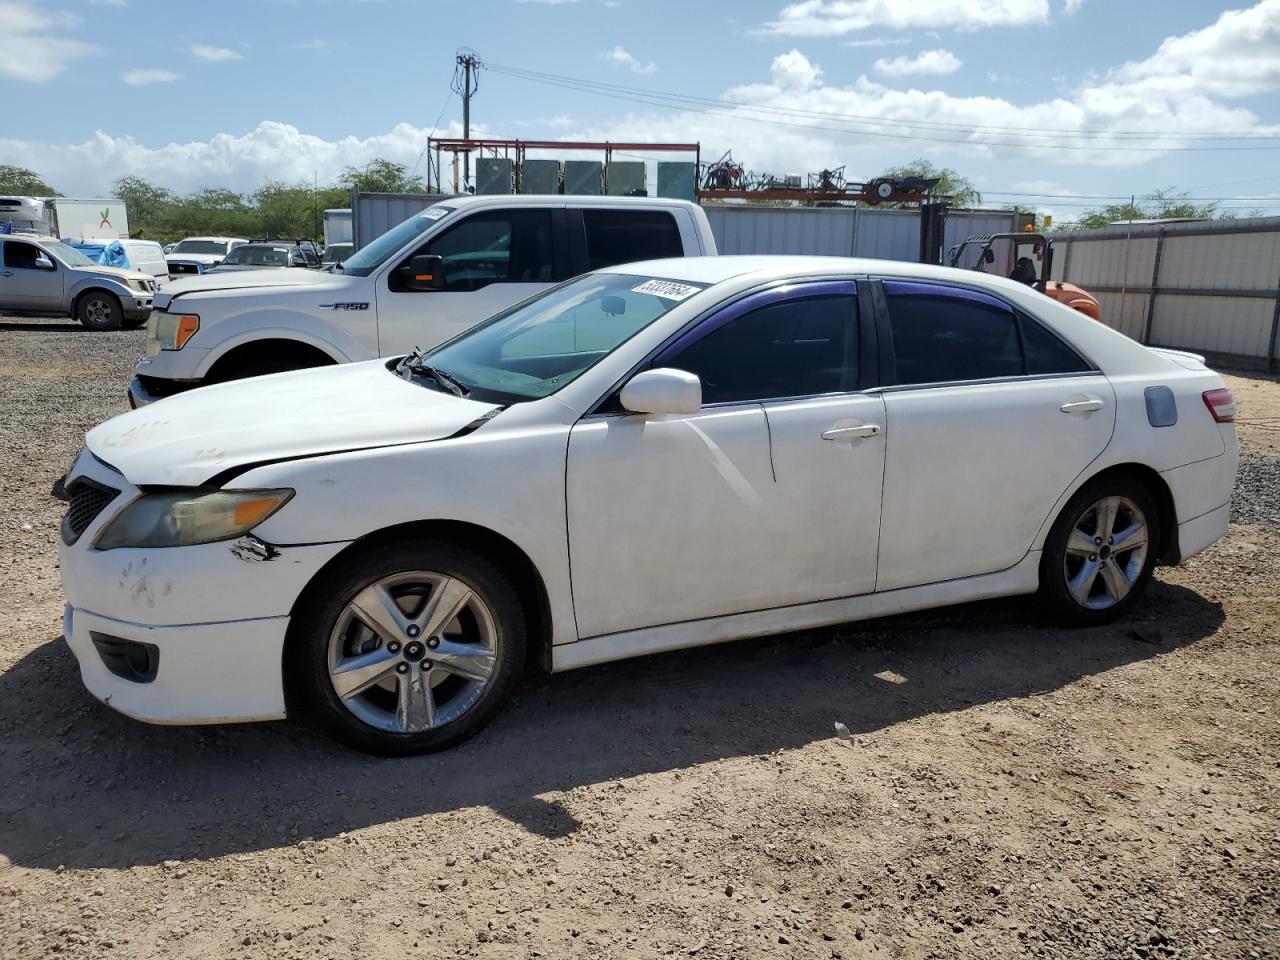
[169,262,200,276]
[62,479,119,545]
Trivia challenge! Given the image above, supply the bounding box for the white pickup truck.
[130,196,717,406]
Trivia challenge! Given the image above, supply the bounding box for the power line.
[484,62,1280,151]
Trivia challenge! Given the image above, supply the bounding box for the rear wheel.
[289,541,527,755]
[76,291,122,331]
[1040,477,1159,625]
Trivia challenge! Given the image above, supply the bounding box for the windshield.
[407,273,707,403]
[222,245,290,266]
[342,206,453,276]
[48,242,96,268]
[172,239,229,255]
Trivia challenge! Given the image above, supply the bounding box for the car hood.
[87,360,499,487]
[158,268,339,306]
[73,264,151,284]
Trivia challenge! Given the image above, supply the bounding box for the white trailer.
[0,197,129,240]
[322,208,352,247]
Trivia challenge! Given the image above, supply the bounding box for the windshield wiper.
[399,349,469,397]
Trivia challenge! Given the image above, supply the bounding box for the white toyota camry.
[57,256,1239,754]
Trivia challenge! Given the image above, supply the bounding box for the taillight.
[1202,388,1235,423]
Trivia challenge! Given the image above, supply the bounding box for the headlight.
[126,278,146,291]
[95,489,293,549]
[151,312,199,350]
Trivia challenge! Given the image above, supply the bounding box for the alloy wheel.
[326,571,499,734]
[84,298,113,325]
[1061,495,1149,611]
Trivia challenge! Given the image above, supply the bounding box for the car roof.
[444,194,697,210]
[598,254,1042,291]
[176,236,247,242]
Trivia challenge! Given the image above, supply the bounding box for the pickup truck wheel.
[76,292,122,331]
[207,349,334,383]
[289,541,528,756]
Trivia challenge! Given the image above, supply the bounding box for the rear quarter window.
[582,210,683,271]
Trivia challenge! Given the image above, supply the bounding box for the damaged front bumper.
[56,451,350,724]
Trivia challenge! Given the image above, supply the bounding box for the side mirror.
[982,248,996,264]
[620,368,702,416]
[400,254,446,292]
[34,254,55,270]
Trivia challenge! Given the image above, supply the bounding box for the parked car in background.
[165,236,248,276]
[206,241,321,273]
[65,238,169,284]
[129,196,715,405]
[58,255,1237,753]
[163,243,176,255]
[0,234,157,329]
[322,241,353,267]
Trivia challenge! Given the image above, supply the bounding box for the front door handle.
[822,424,881,441]
[1060,399,1105,415]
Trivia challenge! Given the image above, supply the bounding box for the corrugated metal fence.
[351,190,455,251]
[1050,217,1280,371]
[703,205,1016,262]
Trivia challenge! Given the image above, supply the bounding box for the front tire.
[1040,476,1160,626]
[288,541,527,756]
[76,291,122,331]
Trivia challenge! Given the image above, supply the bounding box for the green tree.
[0,165,60,196]
[1069,189,1218,230]
[339,158,428,194]
[112,176,176,237]
[875,159,980,207]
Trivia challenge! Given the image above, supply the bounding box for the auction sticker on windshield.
[631,279,701,301]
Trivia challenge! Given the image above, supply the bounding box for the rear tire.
[1040,476,1160,626]
[288,541,527,756]
[76,291,122,331]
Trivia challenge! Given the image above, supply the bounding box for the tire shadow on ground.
[0,579,1222,870]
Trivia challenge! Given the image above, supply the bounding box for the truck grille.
[168,262,200,276]
[62,479,120,545]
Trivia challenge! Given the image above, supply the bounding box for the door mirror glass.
[399,254,446,292]
[620,368,701,415]
[34,254,55,270]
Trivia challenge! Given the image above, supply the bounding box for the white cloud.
[190,44,243,63]
[0,1,96,82]
[844,35,911,47]
[771,49,823,89]
[874,48,963,76]
[1112,0,1280,98]
[598,45,656,75]
[763,0,1049,36]
[121,68,180,86]
[0,120,477,195]
[1062,0,1084,11]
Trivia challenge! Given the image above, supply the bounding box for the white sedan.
[57,256,1239,754]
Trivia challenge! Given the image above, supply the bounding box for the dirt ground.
[0,317,1276,960]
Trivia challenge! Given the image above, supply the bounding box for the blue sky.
[3,0,1279,221]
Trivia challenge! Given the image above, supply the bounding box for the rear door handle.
[822,424,881,441]
[1060,399,1105,414]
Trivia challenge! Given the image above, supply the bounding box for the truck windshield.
[49,243,96,268]
[400,272,707,404]
[341,206,454,277]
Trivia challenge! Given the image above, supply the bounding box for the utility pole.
[454,50,480,192]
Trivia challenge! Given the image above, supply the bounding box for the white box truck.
[0,196,130,241]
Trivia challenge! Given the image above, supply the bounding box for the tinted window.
[583,210,683,271]
[665,296,855,404]
[1021,314,1091,374]
[884,282,1021,385]
[3,241,44,269]
[422,210,554,292]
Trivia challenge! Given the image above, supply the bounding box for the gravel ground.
[0,316,1277,960]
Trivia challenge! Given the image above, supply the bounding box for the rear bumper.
[64,605,289,724]
[1173,501,1231,564]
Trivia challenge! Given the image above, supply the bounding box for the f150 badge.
[318,302,369,310]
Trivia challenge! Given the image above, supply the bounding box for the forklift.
[948,232,1101,321]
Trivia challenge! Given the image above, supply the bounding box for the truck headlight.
[151,312,199,350]
[95,489,293,549]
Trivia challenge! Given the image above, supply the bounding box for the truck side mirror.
[400,254,446,292]
[34,254,55,270]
